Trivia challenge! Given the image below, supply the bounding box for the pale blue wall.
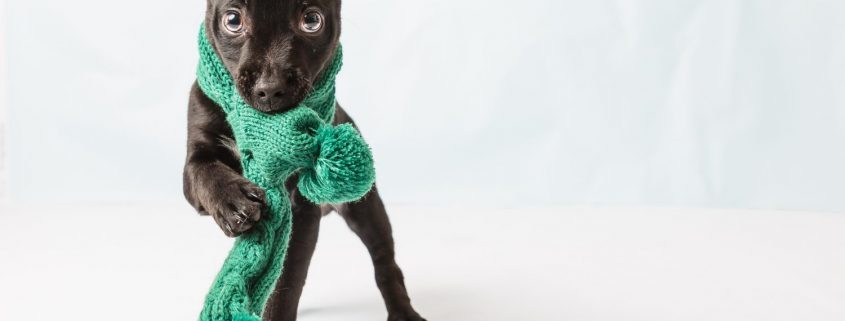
[6,0,845,211]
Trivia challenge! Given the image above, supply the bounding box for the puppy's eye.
[300,10,323,33]
[222,10,243,33]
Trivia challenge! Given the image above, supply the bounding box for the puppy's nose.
[253,77,286,106]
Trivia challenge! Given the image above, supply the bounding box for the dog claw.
[241,185,266,204]
[223,222,235,236]
[234,210,249,223]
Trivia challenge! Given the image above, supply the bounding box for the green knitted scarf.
[195,24,376,321]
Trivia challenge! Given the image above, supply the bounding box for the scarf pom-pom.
[297,124,375,204]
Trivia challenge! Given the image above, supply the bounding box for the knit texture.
[195,24,376,321]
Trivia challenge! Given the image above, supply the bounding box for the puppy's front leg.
[183,82,265,237]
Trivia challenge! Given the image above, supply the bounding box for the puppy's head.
[205,0,341,113]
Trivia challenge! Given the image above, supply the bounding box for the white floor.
[1,203,844,321]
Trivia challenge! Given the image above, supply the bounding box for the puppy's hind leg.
[335,186,426,321]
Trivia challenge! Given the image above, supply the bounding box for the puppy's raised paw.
[209,180,266,237]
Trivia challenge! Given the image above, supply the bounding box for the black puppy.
[182,1,425,320]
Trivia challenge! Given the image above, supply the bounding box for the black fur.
[183,1,425,320]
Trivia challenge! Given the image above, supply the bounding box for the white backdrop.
[4,0,845,211]
[0,0,7,199]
